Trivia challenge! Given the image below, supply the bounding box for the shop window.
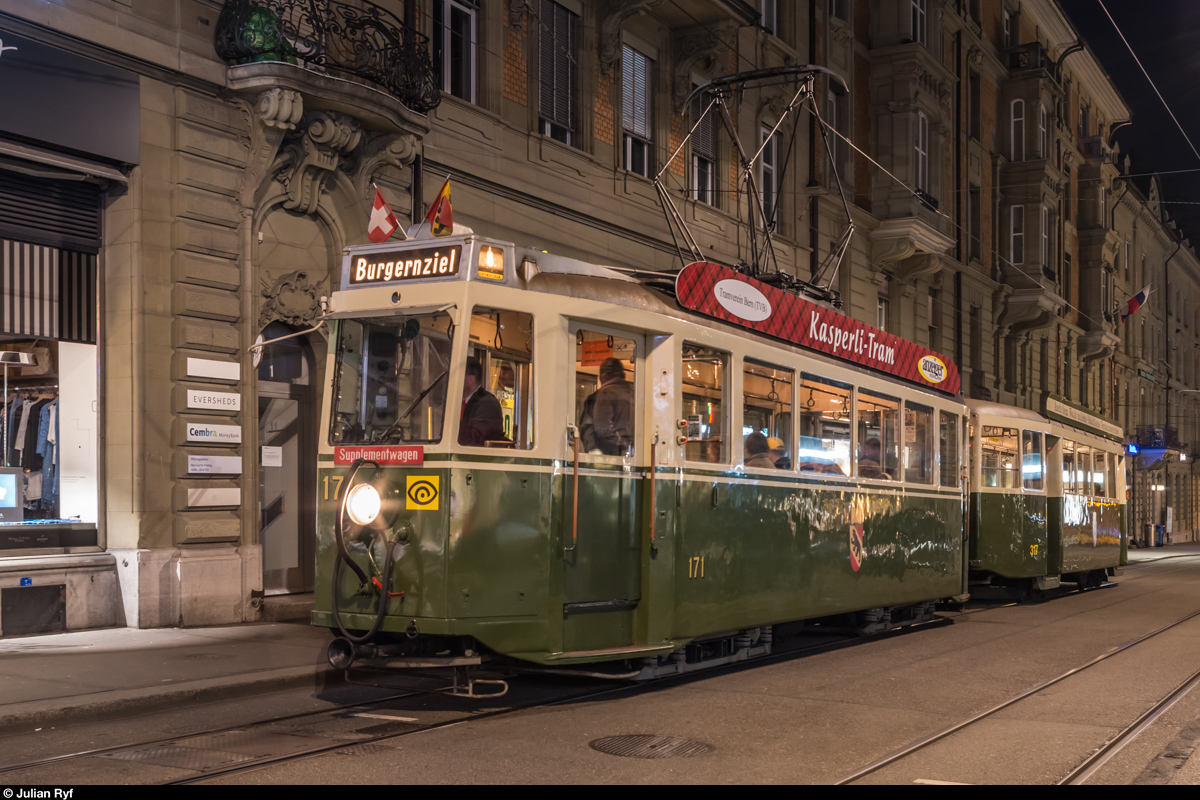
[330,312,454,445]
[743,359,793,471]
[797,375,852,476]
[682,343,728,463]
[981,426,1019,488]
[572,328,636,458]
[433,0,478,103]
[857,390,899,480]
[904,402,935,484]
[622,43,654,177]
[939,411,959,487]
[1022,430,1044,490]
[538,0,578,145]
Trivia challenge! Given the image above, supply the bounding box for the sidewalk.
[1126,541,1200,562]
[0,621,335,732]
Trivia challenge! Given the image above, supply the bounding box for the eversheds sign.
[348,246,461,285]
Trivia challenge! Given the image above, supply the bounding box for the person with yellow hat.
[767,436,790,470]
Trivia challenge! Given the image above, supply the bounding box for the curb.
[0,664,343,733]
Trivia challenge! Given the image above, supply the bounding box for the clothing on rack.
[3,390,60,515]
[36,400,58,510]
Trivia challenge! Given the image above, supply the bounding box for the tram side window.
[573,330,636,457]
[1076,445,1093,496]
[329,313,454,444]
[903,403,935,484]
[1093,450,1109,497]
[857,390,899,479]
[742,360,794,470]
[1022,430,1044,491]
[1062,440,1078,494]
[461,307,534,449]
[981,427,1019,488]
[939,411,959,487]
[798,374,851,475]
[682,343,729,463]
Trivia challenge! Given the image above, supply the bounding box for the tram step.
[544,642,679,663]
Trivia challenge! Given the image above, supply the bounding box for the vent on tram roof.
[589,734,713,760]
[0,168,102,253]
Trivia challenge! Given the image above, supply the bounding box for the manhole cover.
[589,734,713,759]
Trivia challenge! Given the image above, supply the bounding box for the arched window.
[1011,99,1025,161]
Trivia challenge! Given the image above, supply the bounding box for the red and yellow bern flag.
[425,176,454,237]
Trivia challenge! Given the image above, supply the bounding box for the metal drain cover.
[589,734,713,759]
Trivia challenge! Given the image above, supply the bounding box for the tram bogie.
[310,231,1125,679]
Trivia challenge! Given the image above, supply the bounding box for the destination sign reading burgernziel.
[349,246,461,285]
[675,261,962,394]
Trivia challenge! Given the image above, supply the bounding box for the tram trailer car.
[310,231,1117,678]
[966,401,1127,595]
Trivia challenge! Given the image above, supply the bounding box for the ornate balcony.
[215,0,440,115]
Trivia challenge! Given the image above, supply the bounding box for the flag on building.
[425,176,453,236]
[367,186,400,244]
[1120,284,1151,322]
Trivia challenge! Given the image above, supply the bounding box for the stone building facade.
[0,0,1195,633]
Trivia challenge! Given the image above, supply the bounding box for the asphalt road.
[5,552,1200,784]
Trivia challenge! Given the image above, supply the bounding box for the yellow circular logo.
[918,355,947,384]
[405,476,440,509]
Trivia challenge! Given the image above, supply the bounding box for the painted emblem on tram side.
[406,476,440,510]
[849,523,865,572]
[713,279,772,322]
[918,355,947,384]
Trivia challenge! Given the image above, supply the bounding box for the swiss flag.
[367,186,400,243]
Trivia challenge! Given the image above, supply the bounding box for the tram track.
[831,605,1200,785]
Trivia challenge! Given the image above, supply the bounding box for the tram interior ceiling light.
[347,483,382,526]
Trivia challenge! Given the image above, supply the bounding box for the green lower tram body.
[969,492,1126,583]
[312,463,965,665]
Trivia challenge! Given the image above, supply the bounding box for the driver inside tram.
[459,356,507,446]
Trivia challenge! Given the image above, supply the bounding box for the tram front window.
[330,313,453,444]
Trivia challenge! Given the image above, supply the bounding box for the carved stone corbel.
[967,46,983,69]
[353,132,419,202]
[508,0,528,28]
[237,88,304,207]
[872,237,918,275]
[259,269,327,330]
[830,19,852,46]
[274,111,362,216]
[894,253,944,286]
[672,23,735,114]
[598,1,664,76]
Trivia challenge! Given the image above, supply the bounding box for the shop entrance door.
[257,323,317,595]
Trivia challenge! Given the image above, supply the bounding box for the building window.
[1003,9,1013,48]
[877,295,890,332]
[1041,206,1050,268]
[760,125,779,229]
[911,0,927,45]
[1064,163,1072,220]
[829,0,847,20]
[1039,104,1048,158]
[826,83,847,170]
[1080,103,1090,137]
[433,0,478,103]
[621,44,653,178]
[1099,186,1106,225]
[969,71,981,140]
[1011,205,1024,265]
[691,89,717,206]
[1011,99,1025,161]
[915,112,929,192]
[969,185,981,262]
[762,0,778,32]
[538,0,578,145]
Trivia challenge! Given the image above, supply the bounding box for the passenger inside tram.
[744,432,776,469]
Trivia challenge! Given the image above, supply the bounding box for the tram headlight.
[346,483,382,526]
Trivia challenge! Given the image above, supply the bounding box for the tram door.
[257,323,317,595]
[562,324,644,651]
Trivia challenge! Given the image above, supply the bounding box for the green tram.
[310,231,1114,682]
[967,400,1127,594]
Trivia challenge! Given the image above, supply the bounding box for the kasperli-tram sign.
[676,261,961,395]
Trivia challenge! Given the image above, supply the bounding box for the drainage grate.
[99,729,321,772]
[336,743,395,756]
[589,734,713,760]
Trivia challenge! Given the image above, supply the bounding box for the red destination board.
[675,261,961,395]
[334,446,425,466]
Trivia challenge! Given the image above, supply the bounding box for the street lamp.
[0,351,37,468]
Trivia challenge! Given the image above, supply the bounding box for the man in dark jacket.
[580,357,634,456]
[459,357,507,446]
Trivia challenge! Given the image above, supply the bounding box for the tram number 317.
[688,556,705,579]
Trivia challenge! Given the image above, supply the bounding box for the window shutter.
[622,45,653,140]
[0,170,101,254]
[692,91,716,160]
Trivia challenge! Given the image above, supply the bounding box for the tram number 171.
[688,556,705,579]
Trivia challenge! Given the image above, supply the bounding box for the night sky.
[1060,0,1200,243]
